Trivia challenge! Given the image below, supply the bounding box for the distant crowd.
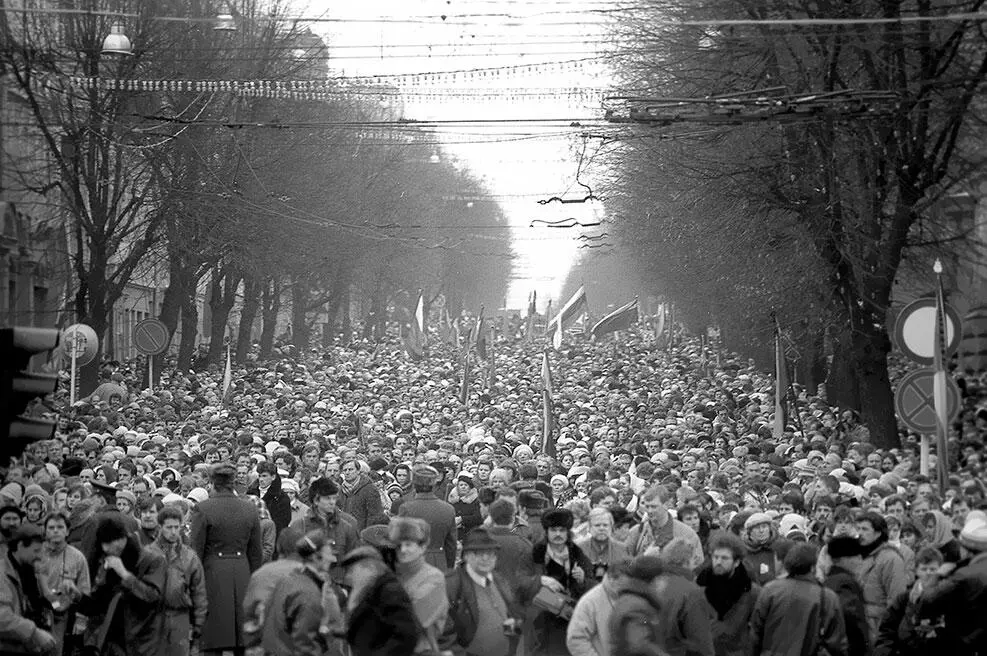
[1,328,986,656]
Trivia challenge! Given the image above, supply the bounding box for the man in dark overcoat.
[190,463,263,656]
[398,465,458,571]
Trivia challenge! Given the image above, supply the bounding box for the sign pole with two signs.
[133,319,170,391]
[891,294,962,477]
[62,324,98,405]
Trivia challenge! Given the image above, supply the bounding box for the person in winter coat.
[649,538,716,656]
[532,508,595,656]
[243,527,304,649]
[443,528,528,656]
[288,477,360,584]
[742,513,780,586]
[339,459,385,530]
[610,552,713,656]
[857,511,908,639]
[575,507,631,583]
[566,557,629,656]
[696,532,759,656]
[147,506,208,656]
[246,462,291,536]
[921,511,963,564]
[822,536,870,656]
[750,543,848,656]
[398,465,458,571]
[875,547,948,656]
[452,472,483,539]
[916,512,987,656]
[261,531,336,656]
[189,463,263,656]
[0,525,58,655]
[247,496,276,564]
[78,515,167,656]
[339,546,419,656]
[389,517,449,655]
[625,486,704,569]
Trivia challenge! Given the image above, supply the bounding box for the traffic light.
[1,327,60,450]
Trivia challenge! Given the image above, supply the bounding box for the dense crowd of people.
[1,327,987,656]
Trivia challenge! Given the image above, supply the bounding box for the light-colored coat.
[567,580,618,656]
[859,543,907,636]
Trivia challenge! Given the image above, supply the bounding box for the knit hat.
[744,512,773,531]
[115,490,137,507]
[187,488,210,504]
[778,513,809,539]
[960,511,987,552]
[550,474,569,489]
[0,483,23,507]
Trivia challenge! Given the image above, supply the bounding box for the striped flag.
[547,285,588,350]
[402,291,425,360]
[933,260,950,492]
[590,298,638,341]
[773,323,788,439]
[474,307,487,359]
[541,350,556,456]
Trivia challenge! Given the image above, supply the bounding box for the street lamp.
[214,2,237,32]
[101,22,133,56]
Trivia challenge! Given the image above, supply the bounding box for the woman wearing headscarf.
[921,511,962,564]
[550,475,576,508]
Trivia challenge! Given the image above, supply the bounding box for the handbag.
[532,585,575,620]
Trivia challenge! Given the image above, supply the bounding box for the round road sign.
[133,319,170,356]
[62,323,98,366]
[893,368,961,434]
[892,297,961,365]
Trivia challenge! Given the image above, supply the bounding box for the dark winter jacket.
[824,565,870,656]
[339,474,386,530]
[750,573,848,656]
[247,475,292,535]
[443,566,524,654]
[261,566,326,656]
[918,551,987,655]
[345,568,419,656]
[610,571,714,656]
[696,562,759,656]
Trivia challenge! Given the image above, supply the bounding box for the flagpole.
[932,259,950,496]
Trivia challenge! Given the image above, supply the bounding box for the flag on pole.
[590,298,639,341]
[222,346,233,405]
[437,308,452,345]
[546,285,588,350]
[525,291,537,342]
[487,326,496,390]
[541,350,556,457]
[474,306,487,360]
[459,351,471,405]
[773,323,789,439]
[933,259,950,493]
[452,317,462,349]
[402,291,425,360]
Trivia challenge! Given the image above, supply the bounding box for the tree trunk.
[290,276,311,350]
[154,261,187,387]
[177,292,199,371]
[205,266,241,367]
[259,277,280,359]
[235,275,261,363]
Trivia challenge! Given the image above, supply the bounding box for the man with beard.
[0,506,24,560]
[0,524,58,654]
[696,532,759,656]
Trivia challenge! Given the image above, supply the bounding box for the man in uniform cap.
[397,465,457,571]
[190,463,263,656]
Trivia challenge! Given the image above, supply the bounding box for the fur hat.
[308,478,339,502]
[387,517,430,545]
[541,508,574,531]
[828,536,864,560]
[744,512,773,531]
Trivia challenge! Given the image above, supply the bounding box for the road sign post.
[133,319,170,391]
